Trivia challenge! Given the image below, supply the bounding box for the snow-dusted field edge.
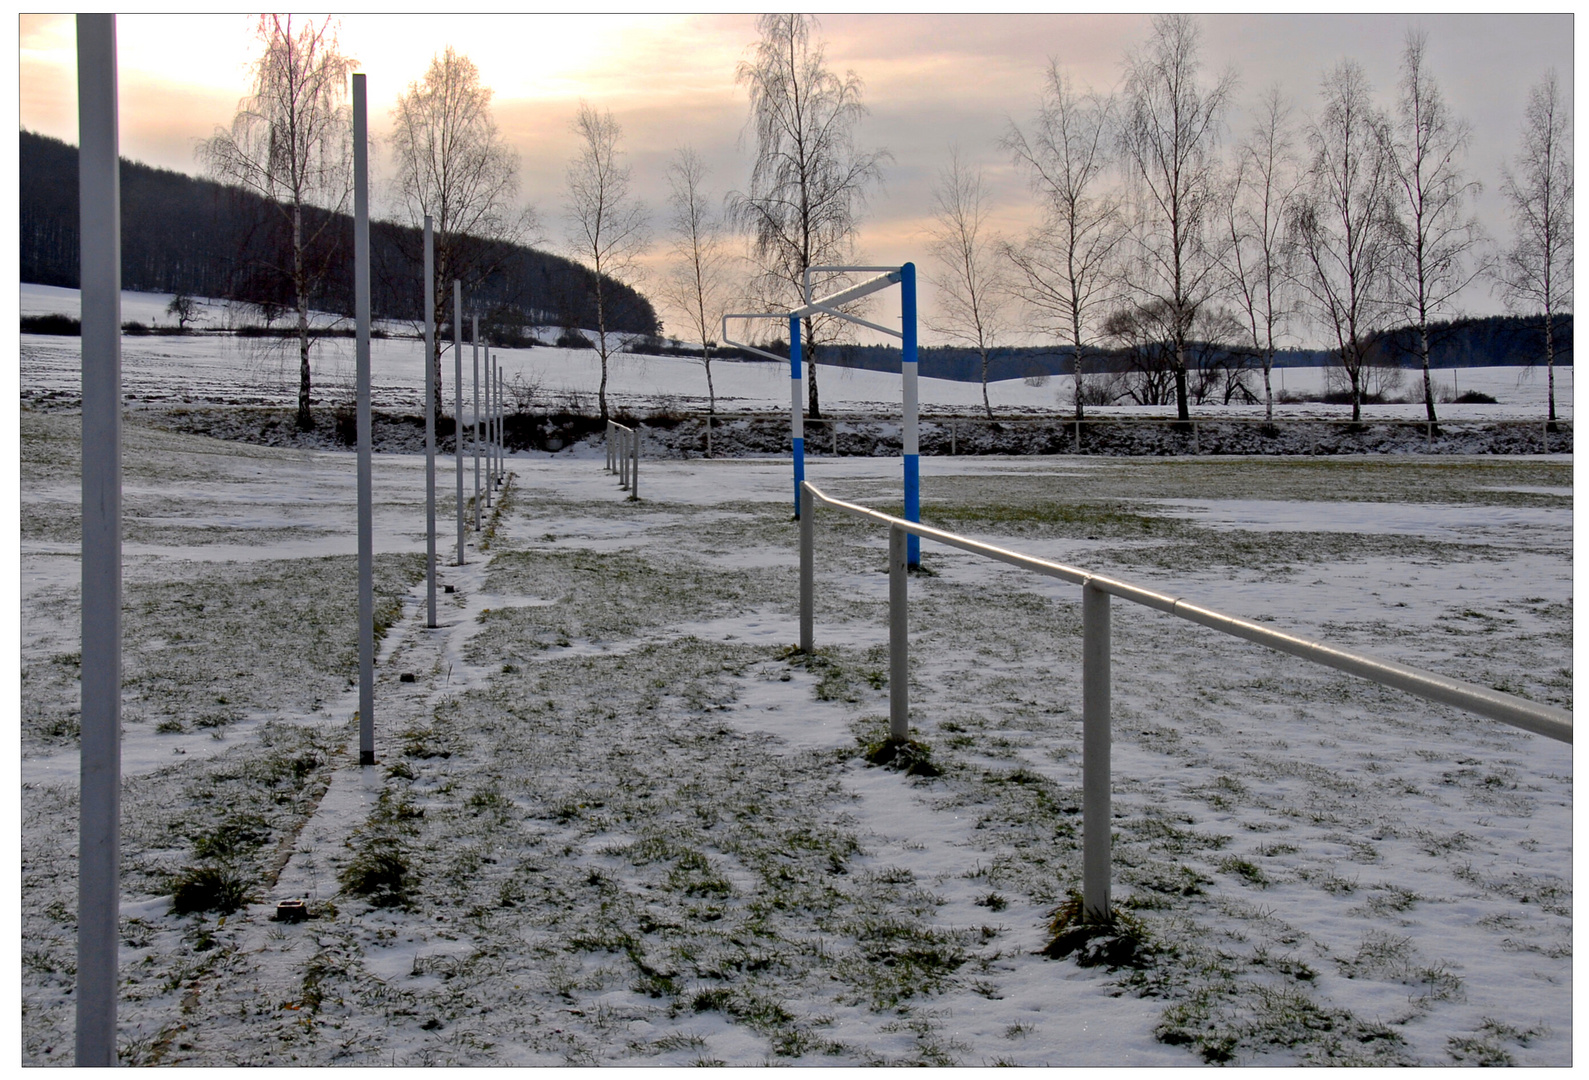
[21,283,1573,422]
[18,401,1570,1065]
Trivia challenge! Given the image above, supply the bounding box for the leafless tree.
[1219,84,1302,425]
[1385,30,1487,425]
[1291,61,1399,422]
[657,147,734,414]
[729,13,888,419]
[391,46,534,417]
[565,101,649,423]
[200,15,354,430]
[1117,13,1237,422]
[1003,63,1124,421]
[925,150,1011,420]
[1499,68,1573,423]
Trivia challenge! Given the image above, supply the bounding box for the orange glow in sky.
[17,13,1576,339]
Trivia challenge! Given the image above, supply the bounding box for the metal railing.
[605,420,639,500]
[796,481,1571,923]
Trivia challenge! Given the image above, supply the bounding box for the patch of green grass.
[1042,891,1152,968]
[169,865,251,915]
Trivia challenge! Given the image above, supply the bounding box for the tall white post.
[354,74,375,767]
[422,216,437,628]
[75,14,121,1065]
[483,346,493,509]
[497,364,506,482]
[472,315,480,530]
[453,280,464,565]
[799,484,814,653]
[1082,582,1112,922]
[888,524,909,742]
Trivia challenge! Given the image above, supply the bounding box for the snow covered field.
[18,395,1571,1064]
[20,284,1572,421]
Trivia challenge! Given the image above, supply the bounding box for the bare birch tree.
[1291,61,1398,423]
[391,47,533,417]
[729,13,887,419]
[1499,68,1573,424]
[1386,30,1487,426]
[1003,62,1124,421]
[657,147,733,414]
[925,150,1010,420]
[1219,84,1302,426]
[201,15,354,430]
[1117,13,1237,422]
[565,101,649,423]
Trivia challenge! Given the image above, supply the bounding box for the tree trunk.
[1420,320,1437,425]
[704,350,716,415]
[980,347,993,421]
[1173,347,1190,422]
[1262,349,1274,426]
[1545,311,1557,423]
[293,202,313,430]
[804,315,821,419]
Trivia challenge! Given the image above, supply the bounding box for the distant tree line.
[19,130,658,336]
[742,312,1570,385]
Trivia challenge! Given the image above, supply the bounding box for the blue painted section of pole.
[790,315,804,518]
[901,262,921,566]
[354,74,374,767]
[75,14,121,1065]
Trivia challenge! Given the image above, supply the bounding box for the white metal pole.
[1082,581,1112,922]
[422,216,437,628]
[472,316,480,529]
[630,424,639,500]
[483,346,492,508]
[75,15,121,1065]
[497,364,505,483]
[799,484,814,652]
[889,524,909,742]
[354,75,374,766]
[453,280,463,565]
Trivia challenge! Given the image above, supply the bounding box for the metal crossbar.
[796,481,1571,921]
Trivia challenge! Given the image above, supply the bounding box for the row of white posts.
[605,420,640,500]
[70,25,515,1060]
[795,480,1572,925]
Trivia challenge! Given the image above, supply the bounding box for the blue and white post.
[790,315,805,518]
[901,263,920,567]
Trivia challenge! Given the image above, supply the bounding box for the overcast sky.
[17,12,1576,345]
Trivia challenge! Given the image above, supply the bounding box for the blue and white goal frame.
[723,263,922,565]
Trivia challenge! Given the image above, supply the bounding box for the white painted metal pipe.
[422,216,437,629]
[889,524,909,741]
[482,346,492,508]
[799,484,814,653]
[800,481,1571,744]
[354,75,374,766]
[630,424,639,501]
[453,280,463,565]
[471,315,480,531]
[1082,582,1112,922]
[75,14,121,1064]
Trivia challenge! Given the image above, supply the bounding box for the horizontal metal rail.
[801,482,1570,744]
[798,480,1569,922]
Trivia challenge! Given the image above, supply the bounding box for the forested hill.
[19,130,658,335]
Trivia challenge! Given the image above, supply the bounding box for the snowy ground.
[18,402,1572,1065]
[20,284,1573,422]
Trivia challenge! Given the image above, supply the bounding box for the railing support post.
[799,484,814,652]
[889,524,910,742]
[630,426,639,501]
[1082,581,1112,923]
